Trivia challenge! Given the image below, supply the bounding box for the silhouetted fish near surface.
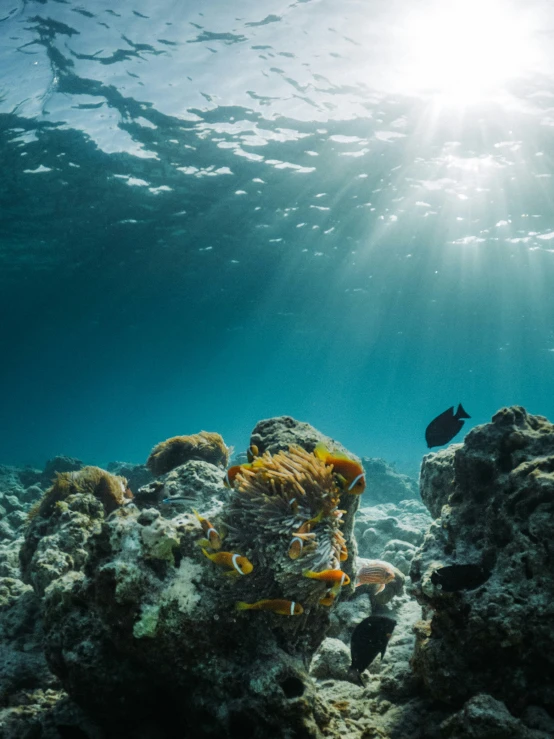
[350,615,396,676]
[431,564,490,592]
[425,404,471,448]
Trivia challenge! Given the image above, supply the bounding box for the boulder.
[411,407,554,713]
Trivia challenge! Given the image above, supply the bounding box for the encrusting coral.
[146,431,230,476]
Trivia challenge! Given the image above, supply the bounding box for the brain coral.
[146,431,230,475]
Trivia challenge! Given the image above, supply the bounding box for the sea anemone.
[147,431,230,476]
[222,446,348,610]
[29,465,132,520]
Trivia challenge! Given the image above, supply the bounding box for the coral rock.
[20,428,367,737]
[361,458,419,505]
[411,406,554,713]
[310,637,352,680]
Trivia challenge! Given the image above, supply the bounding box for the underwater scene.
[1,0,554,737]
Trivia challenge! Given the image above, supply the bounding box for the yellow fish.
[302,569,350,586]
[201,548,253,576]
[192,508,222,550]
[313,443,366,495]
[236,599,303,616]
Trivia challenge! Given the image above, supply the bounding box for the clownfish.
[287,532,316,560]
[287,508,325,560]
[223,464,248,488]
[319,576,345,606]
[236,599,303,616]
[223,455,266,487]
[246,444,259,462]
[313,443,366,495]
[192,508,222,550]
[302,568,350,586]
[201,548,253,576]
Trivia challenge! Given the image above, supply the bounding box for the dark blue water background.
[2,0,554,473]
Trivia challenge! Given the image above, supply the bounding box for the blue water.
[2,0,554,472]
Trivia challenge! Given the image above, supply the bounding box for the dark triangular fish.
[431,564,490,592]
[425,404,471,448]
[350,615,396,675]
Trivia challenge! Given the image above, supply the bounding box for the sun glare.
[396,0,538,103]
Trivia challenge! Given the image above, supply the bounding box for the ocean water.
[2,0,554,473]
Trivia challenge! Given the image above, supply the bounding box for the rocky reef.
[411,406,554,715]
[1,408,553,739]
[361,458,419,506]
[9,418,370,738]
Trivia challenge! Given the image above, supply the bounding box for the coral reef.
[136,459,227,512]
[355,500,431,573]
[20,467,131,596]
[42,456,83,481]
[4,409,552,738]
[250,416,354,458]
[411,406,554,713]
[106,460,153,494]
[146,431,230,476]
[361,458,419,505]
[13,427,365,737]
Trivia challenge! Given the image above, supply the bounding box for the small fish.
[356,559,396,594]
[246,444,259,463]
[223,456,266,487]
[192,508,221,550]
[319,579,343,606]
[303,568,350,586]
[201,548,253,576]
[339,544,348,562]
[163,496,193,505]
[223,464,247,488]
[287,508,324,559]
[313,443,366,494]
[236,599,303,616]
[431,564,490,592]
[319,591,336,607]
[350,615,396,674]
[287,532,316,560]
[425,404,471,448]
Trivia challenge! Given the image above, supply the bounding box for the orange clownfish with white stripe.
[287,508,324,560]
[201,548,253,576]
[313,443,366,495]
[236,599,303,616]
[302,568,350,586]
[192,508,222,550]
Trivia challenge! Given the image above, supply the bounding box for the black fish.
[425,404,471,448]
[350,616,396,674]
[431,564,490,592]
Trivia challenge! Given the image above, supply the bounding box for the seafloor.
[1,408,553,739]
